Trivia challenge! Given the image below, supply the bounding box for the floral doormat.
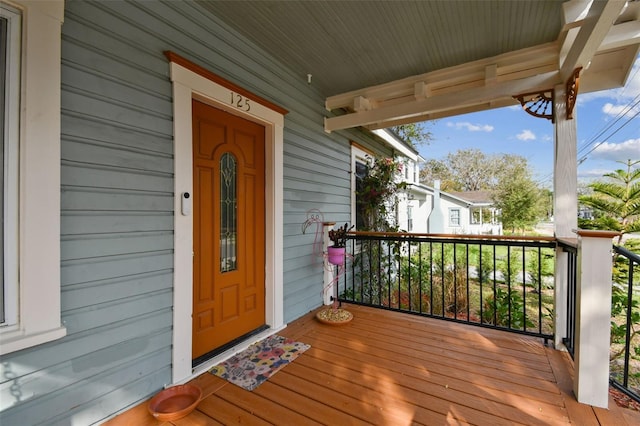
[209,334,310,391]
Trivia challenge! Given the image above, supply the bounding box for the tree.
[579,159,640,243]
[446,149,496,191]
[391,123,433,148]
[419,149,496,191]
[420,150,545,232]
[491,157,542,233]
[419,158,458,191]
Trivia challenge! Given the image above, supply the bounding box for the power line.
[576,93,640,158]
[578,106,640,162]
[535,95,640,187]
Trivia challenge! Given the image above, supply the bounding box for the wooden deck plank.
[275,361,467,425]
[196,393,272,425]
[173,410,223,426]
[299,343,563,408]
[546,348,600,426]
[252,381,370,425]
[347,306,551,367]
[215,383,323,426]
[338,317,554,378]
[293,348,569,423]
[307,327,559,392]
[106,304,620,425]
[348,304,548,352]
[284,355,552,425]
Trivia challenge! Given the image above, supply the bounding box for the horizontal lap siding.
[0,0,390,424]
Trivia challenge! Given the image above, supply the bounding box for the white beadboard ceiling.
[201,0,640,130]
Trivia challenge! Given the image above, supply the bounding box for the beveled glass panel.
[220,153,237,272]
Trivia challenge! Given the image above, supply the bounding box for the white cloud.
[516,129,536,141]
[447,121,494,132]
[602,102,640,118]
[590,138,640,162]
[578,168,615,179]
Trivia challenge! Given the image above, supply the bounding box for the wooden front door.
[192,99,266,360]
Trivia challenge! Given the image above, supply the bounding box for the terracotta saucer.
[148,384,202,421]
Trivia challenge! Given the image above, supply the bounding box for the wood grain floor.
[105,304,640,425]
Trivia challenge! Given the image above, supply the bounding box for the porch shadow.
[105,304,636,425]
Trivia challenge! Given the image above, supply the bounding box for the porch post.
[323,222,335,305]
[553,82,578,348]
[573,230,618,408]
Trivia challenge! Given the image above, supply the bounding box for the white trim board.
[168,61,285,384]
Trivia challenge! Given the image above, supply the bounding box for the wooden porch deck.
[106,304,639,425]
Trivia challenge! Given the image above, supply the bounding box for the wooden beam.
[561,0,591,31]
[325,71,558,132]
[353,96,371,112]
[364,98,518,130]
[600,20,640,50]
[560,0,627,81]
[414,81,430,100]
[325,42,558,111]
[485,64,498,86]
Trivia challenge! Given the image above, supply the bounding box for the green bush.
[481,287,534,330]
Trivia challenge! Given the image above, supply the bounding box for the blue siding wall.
[0,1,389,424]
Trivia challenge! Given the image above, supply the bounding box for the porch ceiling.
[201,0,640,131]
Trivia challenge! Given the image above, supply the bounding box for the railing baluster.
[429,241,433,315]
[609,245,639,404]
[341,232,557,342]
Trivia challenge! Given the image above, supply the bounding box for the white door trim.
[168,61,284,383]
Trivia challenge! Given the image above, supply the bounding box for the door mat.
[209,334,310,391]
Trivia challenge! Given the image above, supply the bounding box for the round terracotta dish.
[148,384,202,421]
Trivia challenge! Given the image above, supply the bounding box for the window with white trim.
[351,145,372,231]
[449,208,461,227]
[0,0,65,355]
[1,1,21,334]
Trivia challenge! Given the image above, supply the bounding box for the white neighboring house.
[374,129,502,235]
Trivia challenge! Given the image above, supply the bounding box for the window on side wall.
[1,1,21,337]
[471,208,481,225]
[449,208,461,227]
[351,144,372,231]
[0,0,65,355]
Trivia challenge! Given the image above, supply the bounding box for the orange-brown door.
[192,99,266,360]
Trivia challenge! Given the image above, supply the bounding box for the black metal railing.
[338,232,556,343]
[558,240,578,358]
[610,244,640,403]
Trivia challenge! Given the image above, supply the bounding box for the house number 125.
[230,92,251,112]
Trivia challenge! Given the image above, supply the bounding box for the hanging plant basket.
[327,246,346,265]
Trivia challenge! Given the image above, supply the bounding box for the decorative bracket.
[514,90,554,122]
[566,67,582,120]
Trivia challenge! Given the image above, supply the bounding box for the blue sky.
[416,55,640,188]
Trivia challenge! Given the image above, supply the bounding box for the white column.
[573,230,619,408]
[553,83,578,238]
[322,222,336,305]
[553,82,578,348]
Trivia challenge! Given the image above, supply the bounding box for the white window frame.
[351,144,373,231]
[2,1,21,331]
[449,208,461,227]
[470,207,482,225]
[0,0,65,355]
